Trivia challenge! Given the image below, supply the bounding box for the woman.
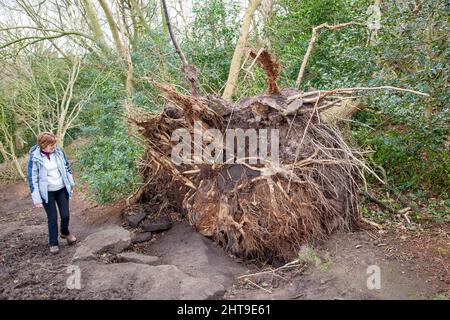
[27,132,77,254]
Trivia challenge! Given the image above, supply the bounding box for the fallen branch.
[288,86,430,101]
[361,217,383,229]
[362,191,396,214]
[324,86,430,97]
[244,278,272,293]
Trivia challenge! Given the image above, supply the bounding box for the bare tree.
[129,0,150,35]
[11,58,104,147]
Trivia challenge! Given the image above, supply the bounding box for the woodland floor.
[0,180,448,300]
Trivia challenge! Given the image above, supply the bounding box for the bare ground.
[0,181,448,300]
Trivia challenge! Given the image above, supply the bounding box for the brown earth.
[0,181,448,300]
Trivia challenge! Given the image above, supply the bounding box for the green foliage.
[353,110,449,194]
[264,0,448,197]
[74,127,143,204]
[268,0,370,88]
[73,54,145,204]
[184,0,241,93]
[350,0,448,196]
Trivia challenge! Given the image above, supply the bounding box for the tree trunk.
[81,0,108,50]
[118,0,133,40]
[161,0,198,94]
[222,0,262,101]
[123,32,134,98]
[320,99,362,125]
[1,137,25,181]
[130,0,150,35]
[99,0,126,58]
[12,155,26,181]
[160,0,169,37]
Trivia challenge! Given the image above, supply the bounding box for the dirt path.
[0,181,124,299]
[227,229,449,300]
[0,181,448,299]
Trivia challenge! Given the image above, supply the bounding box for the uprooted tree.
[124,3,429,263]
[125,49,376,263]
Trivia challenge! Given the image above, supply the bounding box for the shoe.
[50,246,59,254]
[61,234,77,245]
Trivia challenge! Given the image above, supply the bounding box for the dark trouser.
[43,187,70,246]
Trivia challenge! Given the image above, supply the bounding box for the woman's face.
[42,143,56,153]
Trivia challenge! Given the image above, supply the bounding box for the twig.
[242,48,264,82]
[361,217,383,230]
[238,259,303,279]
[245,278,272,293]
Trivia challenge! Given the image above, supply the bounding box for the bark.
[11,152,26,181]
[130,0,150,34]
[222,0,263,101]
[320,99,362,125]
[81,0,108,49]
[160,0,169,37]
[99,0,126,58]
[0,130,25,180]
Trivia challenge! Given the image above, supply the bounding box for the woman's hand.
[34,203,43,208]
